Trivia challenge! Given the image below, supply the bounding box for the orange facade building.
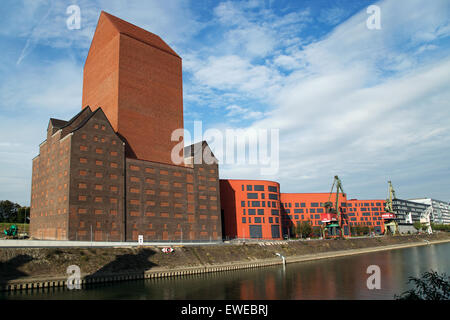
[220,180,387,240]
[220,180,283,240]
[347,199,386,234]
[280,192,349,237]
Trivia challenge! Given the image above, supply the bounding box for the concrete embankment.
[1,233,449,292]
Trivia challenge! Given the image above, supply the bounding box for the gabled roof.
[99,11,180,58]
[184,141,217,161]
[59,107,92,130]
[49,118,67,129]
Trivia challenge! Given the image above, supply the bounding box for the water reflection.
[2,243,449,300]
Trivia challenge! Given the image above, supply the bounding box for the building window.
[268,186,277,192]
[269,217,273,223]
[254,217,262,223]
[271,209,279,216]
[247,185,252,191]
[252,201,260,207]
[311,202,319,207]
[248,209,256,215]
[249,225,262,238]
[242,217,246,223]
[242,185,244,191]
[261,193,265,199]
[247,193,258,199]
[317,208,324,213]
[310,209,316,213]
[269,194,278,200]
[261,201,266,207]
[254,185,264,191]
[241,201,245,207]
[271,225,280,239]
[301,203,306,207]
[258,209,264,215]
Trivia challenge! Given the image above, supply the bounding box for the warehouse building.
[30,12,222,241]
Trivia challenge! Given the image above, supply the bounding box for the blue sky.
[0,0,449,206]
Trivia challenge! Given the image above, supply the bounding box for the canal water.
[2,242,449,300]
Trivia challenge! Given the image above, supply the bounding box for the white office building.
[409,198,450,225]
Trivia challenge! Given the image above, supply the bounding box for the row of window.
[241,200,279,208]
[284,208,324,214]
[241,217,280,224]
[347,202,383,207]
[286,214,321,220]
[241,185,278,192]
[242,209,280,216]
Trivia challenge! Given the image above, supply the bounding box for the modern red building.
[219,180,283,240]
[280,193,350,237]
[346,199,386,234]
[220,180,387,240]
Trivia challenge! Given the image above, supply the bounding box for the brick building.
[30,12,221,242]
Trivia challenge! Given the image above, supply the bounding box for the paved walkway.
[0,239,223,248]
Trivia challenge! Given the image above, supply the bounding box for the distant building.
[392,198,430,225]
[409,198,450,225]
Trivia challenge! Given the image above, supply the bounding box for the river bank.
[1,233,449,291]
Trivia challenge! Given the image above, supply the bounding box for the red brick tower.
[82,11,183,164]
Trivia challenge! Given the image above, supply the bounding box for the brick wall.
[68,109,125,241]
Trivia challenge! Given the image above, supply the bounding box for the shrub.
[395,271,450,300]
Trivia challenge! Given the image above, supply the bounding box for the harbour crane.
[419,206,433,234]
[382,181,399,235]
[322,175,347,238]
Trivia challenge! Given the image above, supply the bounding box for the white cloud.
[225,104,265,121]
[215,0,450,200]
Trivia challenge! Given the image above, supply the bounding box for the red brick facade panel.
[82,11,183,165]
[125,156,221,242]
[30,130,71,240]
[68,109,125,241]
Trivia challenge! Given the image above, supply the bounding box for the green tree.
[413,221,422,231]
[0,201,27,223]
[395,271,450,300]
[17,206,30,224]
[297,220,312,239]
